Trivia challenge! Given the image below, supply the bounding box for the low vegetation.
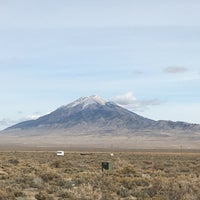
[0,150,200,199]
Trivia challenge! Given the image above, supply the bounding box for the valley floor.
[1,133,200,150]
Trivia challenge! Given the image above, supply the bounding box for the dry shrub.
[40,171,60,182]
[118,164,136,176]
[35,191,47,200]
[67,183,102,200]
[0,189,15,200]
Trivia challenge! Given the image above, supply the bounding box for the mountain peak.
[88,95,106,105]
[64,95,106,109]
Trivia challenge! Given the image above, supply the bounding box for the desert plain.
[0,148,200,200]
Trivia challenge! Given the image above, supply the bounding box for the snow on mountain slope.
[61,95,106,109]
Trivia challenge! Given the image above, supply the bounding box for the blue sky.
[1,0,200,130]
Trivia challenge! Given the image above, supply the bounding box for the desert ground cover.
[0,150,200,200]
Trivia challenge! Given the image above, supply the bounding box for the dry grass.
[0,151,200,199]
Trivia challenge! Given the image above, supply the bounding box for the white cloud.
[0,118,14,126]
[163,66,188,74]
[112,92,160,112]
[112,92,137,105]
[132,70,143,75]
[0,112,42,131]
[0,118,19,130]
[26,114,41,120]
[24,112,42,120]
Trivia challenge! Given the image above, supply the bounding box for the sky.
[1,0,200,130]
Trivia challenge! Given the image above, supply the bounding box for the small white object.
[56,151,64,156]
[110,153,114,156]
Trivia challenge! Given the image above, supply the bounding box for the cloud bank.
[0,118,19,130]
[112,92,160,112]
[0,112,42,130]
[163,67,188,74]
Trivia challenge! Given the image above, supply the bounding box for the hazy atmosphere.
[1,0,200,130]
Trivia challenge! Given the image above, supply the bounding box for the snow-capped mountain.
[4,95,200,134]
[64,95,106,109]
[4,95,153,131]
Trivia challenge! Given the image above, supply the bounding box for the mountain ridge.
[4,95,200,133]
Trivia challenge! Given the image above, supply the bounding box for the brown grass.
[0,151,200,199]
